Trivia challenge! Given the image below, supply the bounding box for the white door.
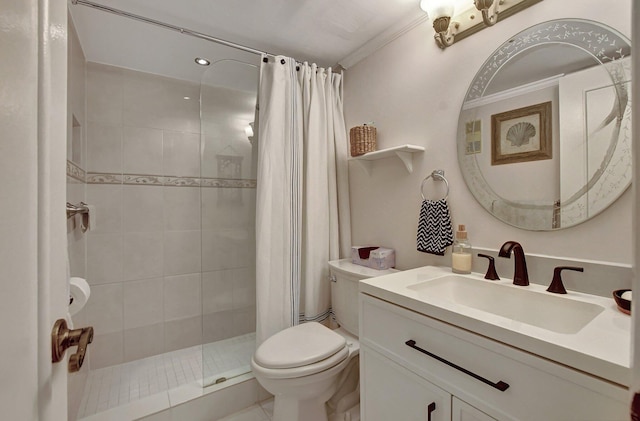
[0,0,69,419]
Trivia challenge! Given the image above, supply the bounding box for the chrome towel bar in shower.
[66,202,90,219]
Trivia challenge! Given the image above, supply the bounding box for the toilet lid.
[254,322,347,369]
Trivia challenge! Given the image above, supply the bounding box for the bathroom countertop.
[359,265,631,387]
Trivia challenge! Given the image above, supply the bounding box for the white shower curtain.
[256,56,351,345]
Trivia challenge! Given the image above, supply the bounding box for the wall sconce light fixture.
[421,0,543,50]
[420,0,459,49]
[474,0,498,26]
[245,122,255,145]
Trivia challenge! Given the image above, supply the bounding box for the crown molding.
[338,10,428,69]
[462,74,563,110]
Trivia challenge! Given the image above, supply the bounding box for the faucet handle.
[477,254,500,280]
[547,266,584,294]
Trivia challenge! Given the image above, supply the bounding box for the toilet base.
[272,388,335,421]
[252,326,361,421]
[329,403,360,421]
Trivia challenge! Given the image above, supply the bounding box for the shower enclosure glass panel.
[69,2,262,414]
[199,59,259,387]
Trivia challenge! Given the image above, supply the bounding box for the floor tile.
[78,333,255,419]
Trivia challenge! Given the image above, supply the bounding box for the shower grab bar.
[421,170,449,201]
[66,202,90,219]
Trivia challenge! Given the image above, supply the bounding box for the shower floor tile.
[78,333,255,419]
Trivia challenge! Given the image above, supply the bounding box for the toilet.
[251,259,397,421]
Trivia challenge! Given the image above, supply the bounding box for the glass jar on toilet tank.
[452,225,472,274]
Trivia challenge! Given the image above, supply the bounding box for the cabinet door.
[361,347,451,421]
[452,397,497,421]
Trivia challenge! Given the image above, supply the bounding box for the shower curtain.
[256,55,351,345]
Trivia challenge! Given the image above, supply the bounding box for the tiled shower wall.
[77,62,257,370]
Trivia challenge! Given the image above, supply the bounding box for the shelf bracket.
[394,151,413,173]
[349,144,425,175]
[354,159,373,176]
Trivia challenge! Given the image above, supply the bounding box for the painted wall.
[344,0,632,283]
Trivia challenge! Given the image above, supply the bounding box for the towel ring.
[421,170,449,201]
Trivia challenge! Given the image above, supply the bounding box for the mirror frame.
[458,19,631,231]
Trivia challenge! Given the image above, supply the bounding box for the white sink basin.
[407,275,604,334]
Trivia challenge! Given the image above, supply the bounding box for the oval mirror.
[457,19,631,230]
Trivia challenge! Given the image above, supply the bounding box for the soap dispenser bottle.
[452,224,472,274]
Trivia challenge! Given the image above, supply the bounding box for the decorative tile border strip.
[123,174,165,186]
[66,160,86,182]
[86,173,123,184]
[86,172,256,188]
[201,178,256,188]
[165,176,200,187]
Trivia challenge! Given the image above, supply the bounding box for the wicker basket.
[349,125,377,156]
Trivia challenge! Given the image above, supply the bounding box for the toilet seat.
[252,322,350,379]
[252,346,349,379]
[255,322,347,369]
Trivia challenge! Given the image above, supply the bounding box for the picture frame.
[465,119,482,155]
[491,101,552,165]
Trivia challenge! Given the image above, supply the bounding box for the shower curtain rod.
[71,0,280,59]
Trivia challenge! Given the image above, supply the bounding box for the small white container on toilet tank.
[350,246,395,270]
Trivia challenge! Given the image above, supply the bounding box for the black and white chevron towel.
[417,198,454,256]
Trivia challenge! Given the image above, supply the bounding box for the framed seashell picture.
[490,101,552,165]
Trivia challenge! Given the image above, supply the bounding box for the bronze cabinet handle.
[405,339,509,392]
[427,402,436,421]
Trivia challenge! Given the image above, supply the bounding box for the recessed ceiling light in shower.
[195,57,211,66]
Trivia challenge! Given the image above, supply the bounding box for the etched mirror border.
[458,19,632,230]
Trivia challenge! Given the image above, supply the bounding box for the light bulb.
[195,57,210,66]
[245,124,254,138]
[420,0,455,19]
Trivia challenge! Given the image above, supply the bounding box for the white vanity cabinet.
[359,293,629,421]
[361,346,495,421]
[361,346,453,421]
[452,398,497,421]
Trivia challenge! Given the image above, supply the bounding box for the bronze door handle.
[51,318,94,372]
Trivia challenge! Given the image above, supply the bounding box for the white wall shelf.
[349,144,425,175]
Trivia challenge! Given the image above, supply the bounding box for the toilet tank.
[329,259,398,336]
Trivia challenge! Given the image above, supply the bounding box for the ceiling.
[69,0,427,83]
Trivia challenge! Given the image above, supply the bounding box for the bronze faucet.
[498,241,529,286]
[547,266,584,294]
